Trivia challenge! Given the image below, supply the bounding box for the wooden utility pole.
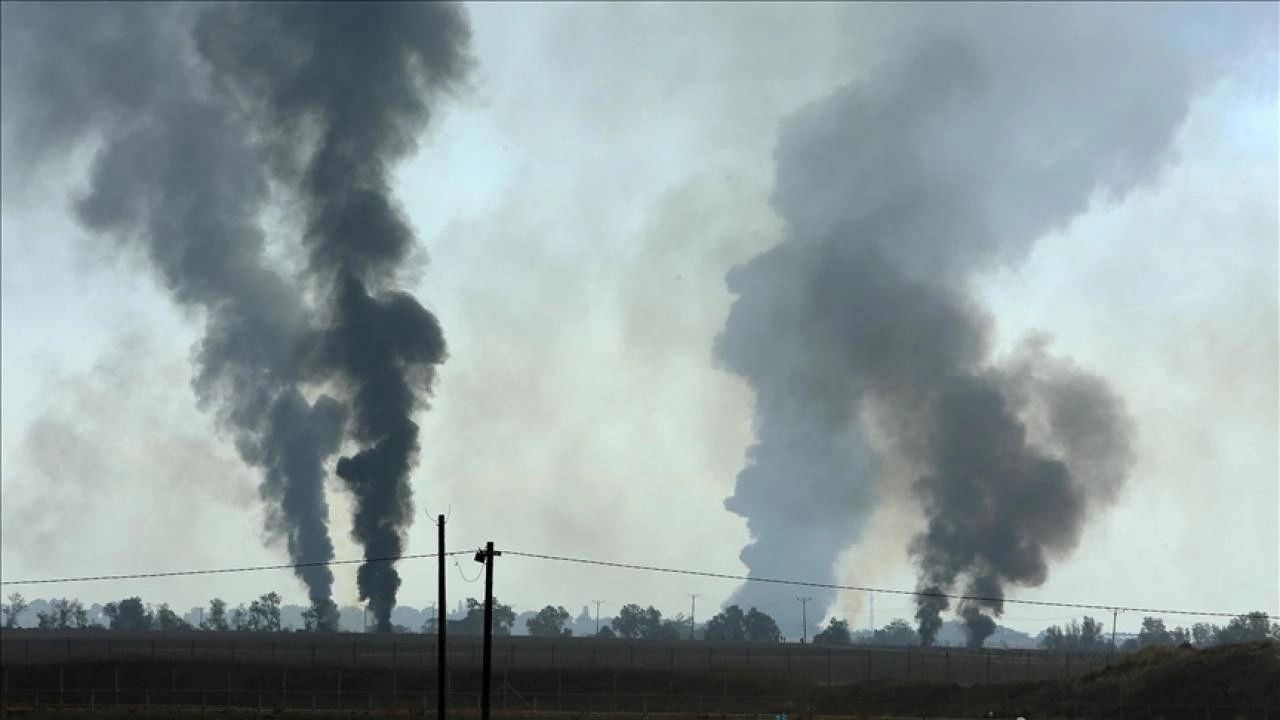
[476,542,501,720]
[437,515,447,720]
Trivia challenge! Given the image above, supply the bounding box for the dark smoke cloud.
[194,3,471,631]
[712,3,1257,644]
[1,2,470,630]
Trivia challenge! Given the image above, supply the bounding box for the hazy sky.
[1,2,1276,636]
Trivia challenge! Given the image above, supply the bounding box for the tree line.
[4,592,1275,650]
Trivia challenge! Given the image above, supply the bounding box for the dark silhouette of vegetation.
[526,605,573,637]
[703,605,782,643]
[449,597,515,635]
[1039,616,1106,652]
[4,593,30,628]
[36,598,90,629]
[4,590,1275,655]
[813,617,852,645]
[103,597,152,631]
[200,598,229,631]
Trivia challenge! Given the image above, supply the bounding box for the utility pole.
[593,600,604,636]
[436,514,447,720]
[688,594,699,640]
[797,597,812,644]
[1109,608,1119,664]
[474,542,501,720]
[869,594,875,634]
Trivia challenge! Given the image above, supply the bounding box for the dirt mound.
[1073,642,1280,708]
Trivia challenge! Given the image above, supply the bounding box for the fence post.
[1025,651,1031,682]
[337,669,342,710]
[827,648,832,686]
[986,650,991,683]
[59,665,64,708]
[906,650,912,683]
[115,666,120,707]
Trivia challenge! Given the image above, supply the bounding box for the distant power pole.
[1109,608,1119,664]
[869,593,875,633]
[688,594,699,640]
[796,597,812,644]
[593,600,604,635]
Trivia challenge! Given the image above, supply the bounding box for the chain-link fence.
[1,630,1105,684]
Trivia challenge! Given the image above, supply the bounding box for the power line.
[0,551,471,586]
[502,550,1277,621]
[3,546,1274,622]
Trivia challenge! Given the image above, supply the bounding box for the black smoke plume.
[194,3,471,631]
[1,2,471,631]
[712,4,1249,644]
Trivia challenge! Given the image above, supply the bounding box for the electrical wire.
[0,551,471,586]
[502,550,1278,621]
[2,546,1273,621]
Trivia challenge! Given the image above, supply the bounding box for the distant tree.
[36,599,90,629]
[245,593,282,632]
[230,605,249,631]
[1169,626,1191,646]
[704,605,747,642]
[813,618,852,646]
[201,598,229,631]
[1215,612,1275,645]
[610,604,666,640]
[3,593,29,629]
[597,625,617,639]
[154,604,192,631]
[654,615,687,641]
[103,597,153,631]
[451,598,515,635]
[744,608,781,643]
[1080,616,1105,652]
[867,619,918,646]
[1137,617,1172,648]
[1040,617,1106,652]
[526,605,573,637]
[1039,624,1066,651]
[1191,622,1217,647]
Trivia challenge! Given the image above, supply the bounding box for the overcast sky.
[1,2,1276,636]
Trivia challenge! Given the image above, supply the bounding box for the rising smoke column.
[713,4,1260,644]
[0,2,348,627]
[194,3,472,631]
[0,2,469,630]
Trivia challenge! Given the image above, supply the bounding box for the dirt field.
[0,629,1093,685]
[2,634,1277,719]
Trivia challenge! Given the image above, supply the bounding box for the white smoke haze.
[1,2,1274,638]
